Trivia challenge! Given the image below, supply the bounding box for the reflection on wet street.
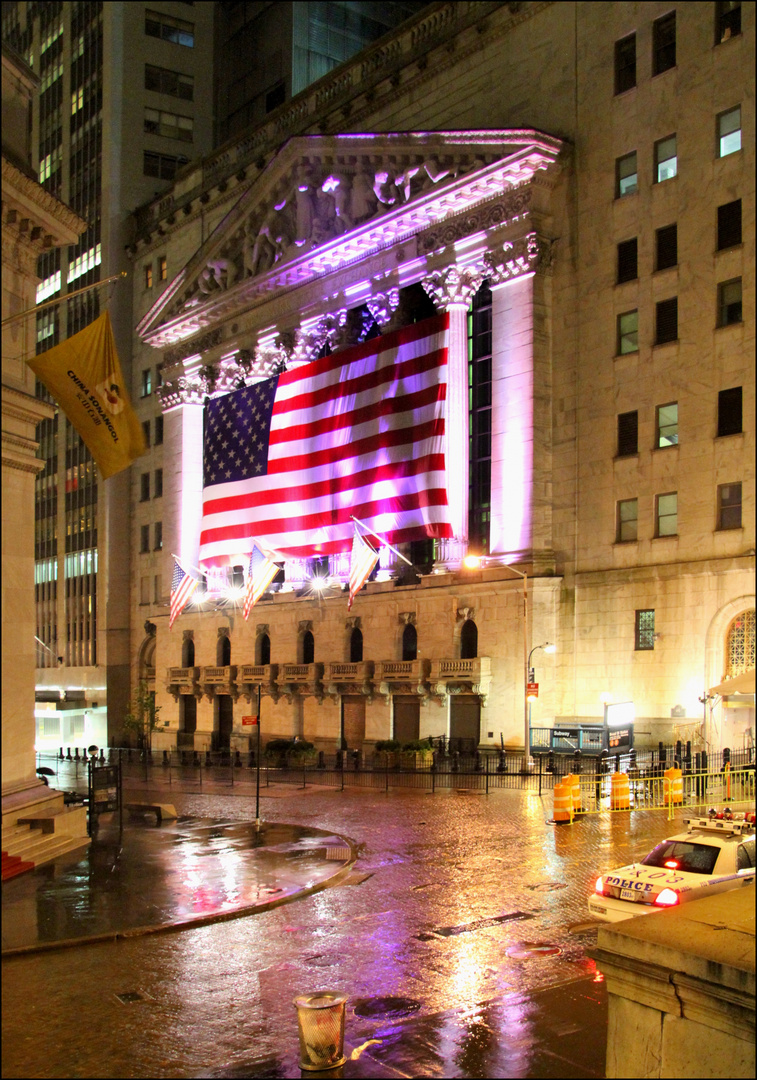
[2,784,686,1078]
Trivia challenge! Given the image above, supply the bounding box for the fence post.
[341,747,345,792]
[485,753,489,795]
[385,755,389,794]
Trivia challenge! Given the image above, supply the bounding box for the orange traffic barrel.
[564,773,582,814]
[664,767,683,805]
[610,771,630,810]
[553,782,573,823]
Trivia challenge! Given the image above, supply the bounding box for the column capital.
[421,265,483,310]
[366,288,400,328]
[484,232,552,287]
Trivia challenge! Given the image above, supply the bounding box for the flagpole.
[171,553,206,579]
[1,271,128,328]
[350,515,413,566]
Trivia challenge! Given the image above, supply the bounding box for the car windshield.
[641,840,720,875]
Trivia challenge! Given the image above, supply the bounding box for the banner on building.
[348,527,379,610]
[199,313,452,567]
[28,311,145,479]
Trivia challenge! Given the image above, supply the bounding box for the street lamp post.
[527,642,556,751]
[502,564,529,763]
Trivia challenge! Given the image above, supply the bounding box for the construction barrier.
[664,767,683,805]
[553,781,573,823]
[565,773,582,814]
[610,771,630,810]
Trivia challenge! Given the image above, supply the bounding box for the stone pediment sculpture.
[137,130,564,352]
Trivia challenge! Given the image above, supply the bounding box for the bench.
[125,802,178,823]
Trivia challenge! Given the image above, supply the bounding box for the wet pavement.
[1,782,713,1078]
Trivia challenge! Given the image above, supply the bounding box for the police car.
[588,812,755,923]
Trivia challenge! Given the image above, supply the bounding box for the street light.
[527,643,556,749]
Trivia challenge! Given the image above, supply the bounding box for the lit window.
[726,609,755,678]
[635,610,655,650]
[158,255,167,281]
[145,10,194,48]
[656,492,677,537]
[716,2,741,44]
[617,498,638,542]
[718,106,741,157]
[144,264,153,289]
[655,135,677,182]
[656,403,678,448]
[617,310,638,354]
[717,483,742,530]
[718,279,742,326]
[141,369,152,397]
[616,151,638,197]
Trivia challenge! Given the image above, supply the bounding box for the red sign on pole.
[526,683,539,699]
[242,716,259,726]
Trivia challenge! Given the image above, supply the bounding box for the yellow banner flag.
[28,311,146,479]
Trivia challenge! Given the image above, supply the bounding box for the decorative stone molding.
[165,666,200,702]
[182,629,194,641]
[256,624,270,637]
[419,188,531,255]
[457,607,475,622]
[483,231,550,284]
[217,626,230,640]
[280,662,324,704]
[422,264,483,309]
[399,612,417,626]
[237,663,279,704]
[325,661,375,703]
[163,329,223,367]
[432,538,469,573]
[429,657,491,707]
[377,659,430,703]
[200,664,237,702]
[298,620,313,635]
[345,617,361,630]
[367,288,400,328]
[144,621,156,636]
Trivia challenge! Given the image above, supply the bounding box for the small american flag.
[170,559,198,629]
[348,527,379,610]
[243,543,279,621]
[199,313,451,567]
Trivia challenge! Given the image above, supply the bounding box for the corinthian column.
[422,266,482,571]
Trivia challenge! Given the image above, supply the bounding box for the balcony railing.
[429,657,492,706]
[165,666,200,700]
[325,661,374,701]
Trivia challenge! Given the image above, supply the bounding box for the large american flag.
[199,314,451,567]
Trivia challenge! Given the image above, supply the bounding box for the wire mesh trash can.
[293,992,348,1071]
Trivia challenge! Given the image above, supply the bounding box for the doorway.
[215,694,233,750]
[341,696,365,750]
[393,696,420,744]
[450,696,481,753]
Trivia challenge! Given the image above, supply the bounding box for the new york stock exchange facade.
[129,6,754,759]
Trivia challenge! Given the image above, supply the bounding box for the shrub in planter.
[374,739,401,768]
[401,738,434,769]
[264,738,315,767]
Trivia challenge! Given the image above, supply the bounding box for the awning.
[708,668,756,696]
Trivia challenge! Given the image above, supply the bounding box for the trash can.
[293,991,347,1071]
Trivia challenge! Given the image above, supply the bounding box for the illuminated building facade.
[132,1,753,755]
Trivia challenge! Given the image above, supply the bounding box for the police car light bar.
[683,817,755,835]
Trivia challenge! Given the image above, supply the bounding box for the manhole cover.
[505,942,562,960]
[115,991,150,1004]
[352,996,422,1020]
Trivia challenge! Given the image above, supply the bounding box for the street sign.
[526,682,539,699]
[242,716,259,726]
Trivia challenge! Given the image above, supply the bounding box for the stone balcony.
[237,664,280,704]
[377,659,431,702]
[279,663,324,703]
[165,666,200,701]
[199,665,238,701]
[428,657,492,706]
[325,661,375,702]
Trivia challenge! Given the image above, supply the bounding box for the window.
[349,627,363,663]
[716,2,741,43]
[144,64,194,101]
[461,620,478,660]
[145,10,194,48]
[144,264,153,289]
[653,12,676,75]
[718,387,742,436]
[154,521,163,550]
[140,576,150,605]
[143,151,189,180]
[144,107,193,142]
[655,297,678,344]
[726,609,755,678]
[718,106,741,157]
[258,633,271,666]
[635,610,655,650]
[154,469,163,498]
[718,278,742,326]
[617,498,638,542]
[656,492,678,536]
[617,411,638,456]
[142,420,151,447]
[656,402,678,447]
[153,574,162,604]
[141,369,152,397]
[402,623,418,661]
[265,81,285,113]
[617,238,638,283]
[617,310,638,354]
[155,416,163,445]
[140,473,150,502]
[616,151,638,197]
[717,483,742,529]
[655,224,678,270]
[655,134,677,182]
[140,525,150,553]
[302,630,314,665]
[717,199,742,249]
[158,255,167,282]
[615,33,636,94]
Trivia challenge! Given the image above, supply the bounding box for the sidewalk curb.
[2,834,358,959]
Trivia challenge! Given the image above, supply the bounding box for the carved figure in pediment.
[198,257,237,294]
[322,174,352,234]
[294,166,315,243]
[350,166,378,224]
[373,169,403,208]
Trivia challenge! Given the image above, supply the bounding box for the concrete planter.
[401,750,434,771]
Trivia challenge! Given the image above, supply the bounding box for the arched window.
[402,623,417,661]
[303,630,314,665]
[726,609,755,677]
[217,634,231,665]
[461,620,478,659]
[257,633,271,666]
[350,627,363,663]
[181,637,195,667]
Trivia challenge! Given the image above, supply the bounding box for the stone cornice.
[2,157,86,245]
[2,384,55,425]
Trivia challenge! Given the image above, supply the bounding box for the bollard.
[59,747,64,760]
[66,747,72,760]
[234,750,242,768]
[194,750,201,767]
[452,750,459,773]
[74,747,80,761]
[205,750,212,767]
[293,991,347,1071]
[317,750,325,769]
[163,750,170,768]
[248,750,255,769]
[497,750,506,773]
